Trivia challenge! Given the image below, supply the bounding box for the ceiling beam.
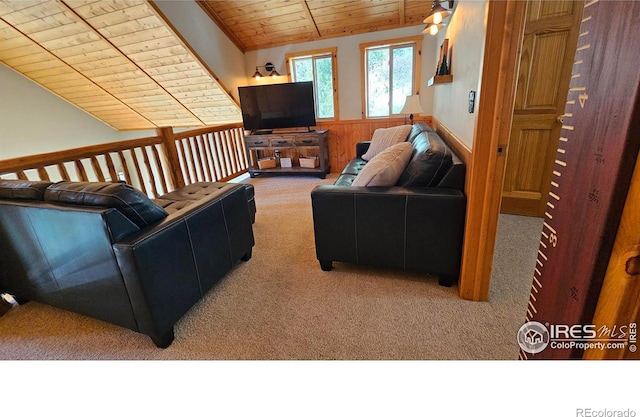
[299,0,321,38]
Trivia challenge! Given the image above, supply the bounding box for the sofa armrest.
[356,141,371,159]
[311,185,466,278]
[112,183,254,346]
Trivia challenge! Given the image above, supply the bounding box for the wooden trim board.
[457,0,527,301]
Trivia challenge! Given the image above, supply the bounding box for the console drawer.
[295,137,319,147]
[269,138,295,148]
[245,137,270,148]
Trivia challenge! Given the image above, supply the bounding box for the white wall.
[0,64,154,160]
[244,26,439,121]
[432,0,488,149]
[153,0,247,103]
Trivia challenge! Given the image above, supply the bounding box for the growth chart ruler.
[520,0,640,359]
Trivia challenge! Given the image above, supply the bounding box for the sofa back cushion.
[44,181,168,228]
[0,179,54,200]
[396,130,453,187]
[406,122,434,143]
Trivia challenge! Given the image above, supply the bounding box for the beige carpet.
[0,174,542,360]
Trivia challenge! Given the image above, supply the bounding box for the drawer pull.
[301,140,313,144]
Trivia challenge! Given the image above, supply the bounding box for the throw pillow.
[352,142,414,187]
[361,124,412,161]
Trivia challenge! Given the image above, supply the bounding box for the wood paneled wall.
[317,116,432,173]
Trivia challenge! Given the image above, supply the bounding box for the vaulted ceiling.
[0,1,433,131]
[0,0,241,130]
[198,0,432,52]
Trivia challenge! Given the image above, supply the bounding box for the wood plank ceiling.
[0,0,241,130]
[199,0,432,52]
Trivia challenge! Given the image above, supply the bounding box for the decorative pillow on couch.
[44,181,168,228]
[361,124,412,161]
[352,142,414,187]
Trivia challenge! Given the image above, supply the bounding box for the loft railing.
[0,123,248,198]
[158,123,247,189]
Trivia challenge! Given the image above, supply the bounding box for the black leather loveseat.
[0,179,255,347]
[311,123,466,286]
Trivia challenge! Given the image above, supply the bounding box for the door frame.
[458,0,528,301]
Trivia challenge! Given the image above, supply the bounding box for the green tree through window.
[288,49,337,120]
[362,38,420,118]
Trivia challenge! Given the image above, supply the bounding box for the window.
[361,37,422,118]
[286,48,338,120]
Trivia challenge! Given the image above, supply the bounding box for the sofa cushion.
[352,142,413,187]
[406,122,434,143]
[396,131,453,187]
[341,158,367,176]
[44,181,168,228]
[0,179,53,200]
[361,125,411,161]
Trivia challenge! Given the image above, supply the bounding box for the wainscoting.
[317,116,432,173]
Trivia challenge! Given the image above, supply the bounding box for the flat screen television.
[238,82,317,133]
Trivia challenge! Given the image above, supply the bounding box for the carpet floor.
[0,174,543,360]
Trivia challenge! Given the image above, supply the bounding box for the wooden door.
[500,1,583,216]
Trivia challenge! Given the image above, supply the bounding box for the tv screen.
[238,82,317,133]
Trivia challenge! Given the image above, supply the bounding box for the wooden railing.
[158,122,248,189]
[0,123,249,198]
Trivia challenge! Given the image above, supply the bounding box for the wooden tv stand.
[244,129,329,178]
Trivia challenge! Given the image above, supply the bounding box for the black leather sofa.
[0,179,255,347]
[311,123,466,286]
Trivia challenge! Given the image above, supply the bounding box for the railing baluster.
[221,130,233,178]
[57,163,70,181]
[142,146,159,198]
[202,133,215,182]
[117,151,133,185]
[210,132,223,180]
[75,160,89,181]
[236,128,248,170]
[150,144,169,195]
[213,131,225,179]
[229,129,241,171]
[188,137,200,183]
[130,148,149,197]
[37,167,50,181]
[177,139,192,185]
[90,156,105,182]
[226,129,239,173]
[105,153,117,182]
[192,135,205,182]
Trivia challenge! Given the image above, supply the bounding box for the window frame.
[285,47,339,121]
[360,36,422,119]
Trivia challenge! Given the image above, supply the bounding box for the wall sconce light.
[252,62,280,79]
[400,95,424,125]
[422,1,454,35]
[422,23,446,36]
